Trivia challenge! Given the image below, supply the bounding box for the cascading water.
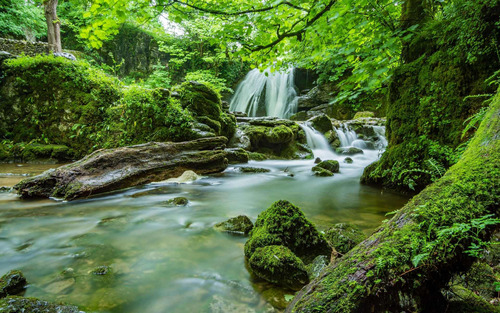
[335,124,358,147]
[300,123,336,160]
[229,68,298,118]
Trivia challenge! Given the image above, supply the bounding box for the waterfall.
[334,124,357,147]
[229,68,298,118]
[300,124,336,159]
[373,126,388,149]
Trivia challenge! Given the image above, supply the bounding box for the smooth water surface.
[0,129,409,312]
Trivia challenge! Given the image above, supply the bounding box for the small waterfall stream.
[229,68,298,118]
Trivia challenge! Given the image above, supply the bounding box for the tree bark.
[44,0,62,53]
[286,91,500,312]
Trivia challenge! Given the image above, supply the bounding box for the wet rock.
[209,295,256,313]
[312,167,334,177]
[249,245,309,290]
[335,147,364,155]
[15,137,229,200]
[325,223,366,254]
[353,111,375,119]
[92,266,111,276]
[225,148,249,164]
[0,296,83,313]
[245,200,331,264]
[307,114,332,133]
[161,170,201,184]
[214,215,254,235]
[45,278,75,294]
[344,157,354,164]
[306,255,329,279]
[314,157,322,164]
[238,167,271,173]
[325,130,341,148]
[0,187,11,193]
[166,197,189,206]
[261,287,290,310]
[312,160,340,174]
[0,270,27,298]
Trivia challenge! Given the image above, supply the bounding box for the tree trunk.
[286,91,500,312]
[44,0,62,53]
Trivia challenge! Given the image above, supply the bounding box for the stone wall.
[0,38,55,56]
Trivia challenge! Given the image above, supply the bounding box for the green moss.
[324,223,366,255]
[165,197,189,206]
[0,296,81,313]
[20,144,74,162]
[245,200,331,264]
[312,167,334,177]
[214,215,254,235]
[312,160,340,174]
[238,167,271,173]
[353,111,375,119]
[249,245,309,290]
[0,270,27,298]
[248,152,269,161]
[447,286,500,313]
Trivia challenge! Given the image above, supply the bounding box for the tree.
[44,0,62,52]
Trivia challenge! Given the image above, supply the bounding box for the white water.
[229,68,298,118]
[335,124,358,147]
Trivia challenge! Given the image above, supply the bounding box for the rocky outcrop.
[230,117,311,159]
[15,137,229,200]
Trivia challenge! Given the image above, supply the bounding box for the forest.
[0,0,499,312]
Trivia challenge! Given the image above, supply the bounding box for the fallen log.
[14,137,229,200]
[286,93,500,312]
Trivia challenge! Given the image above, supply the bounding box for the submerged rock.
[166,197,189,206]
[214,215,254,235]
[335,147,364,155]
[15,137,229,200]
[249,245,309,290]
[245,200,331,264]
[324,223,366,254]
[0,270,27,298]
[0,296,83,313]
[92,266,111,276]
[238,167,271,173]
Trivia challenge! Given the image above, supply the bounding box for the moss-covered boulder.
[0,296,82,313]
[353,111,375,119]
[245,200,331,263]
[215,215,254,235]
[324,223,366,255]
[224,148,249,164]
[249,245,309,290]
[177,81,236,139]
[344,157,353,164]
[307,114,333,133]
[0,270,27,298]
[312,167,334,177]
[313,160,340,173]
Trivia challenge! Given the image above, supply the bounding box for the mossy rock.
[312,160,340,174]
[307,114,333,133]
[0,296,81,313]
[0,270,27,298]
[238,167,271,173]
[92,266,111,276]
[214,215,254,235]
[225,148,249,164]
[344,157,353,164]
[335,147,364,155]
[446,285,500,313]
[178,81,222,120]
[165,197,189,206]
[245,200,331,264]
[306,255,329,279]
[312,167,334,177]
[324,223,366,254]
[248,152,269,161]
[353,111,375,119]
[248,245,309,290]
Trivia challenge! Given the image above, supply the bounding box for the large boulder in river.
[245,200,331,263]
[230,117,311,159]
[14,137,229,200]
[249,245,309,290]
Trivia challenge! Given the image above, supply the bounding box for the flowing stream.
[229,68,298,118]
[0,124,409,313]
